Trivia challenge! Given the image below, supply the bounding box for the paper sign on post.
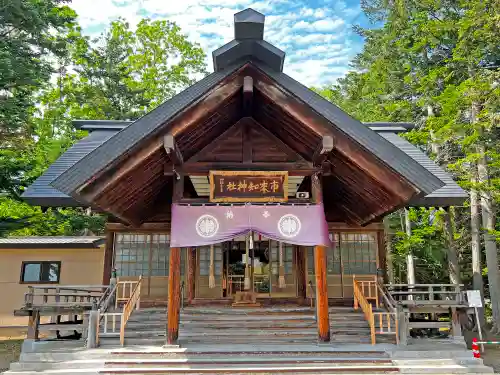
[467,290,483,308]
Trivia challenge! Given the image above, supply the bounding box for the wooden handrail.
[353,279,375,345]
[119,276,143,346]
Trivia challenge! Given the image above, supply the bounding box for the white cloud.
[70,0,365,87]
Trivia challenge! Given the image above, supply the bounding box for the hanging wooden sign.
[209,171,288,202]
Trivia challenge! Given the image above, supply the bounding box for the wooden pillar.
[167,247,181,345]
[102,229,115,285]
[312,174,330,342]
[295,246,307,303]
[187,248,196,303]
[27,310,40,341]
[376,230,387,284]
[167,170,183,345]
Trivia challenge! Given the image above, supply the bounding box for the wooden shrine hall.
[22,9,467,344]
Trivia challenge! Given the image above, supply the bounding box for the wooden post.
[397,307,408,345]
[102,229,115,285]
[187,248,196,303]
[450,307,462,338]
[86,309,99,349]
[295,246,307,303]
[167,247,181,345]
[27,310,40,341]
[312,174,330,342]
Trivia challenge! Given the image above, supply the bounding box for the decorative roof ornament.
[212,8,285,72]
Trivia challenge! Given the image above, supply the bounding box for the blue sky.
[71,0,370,87]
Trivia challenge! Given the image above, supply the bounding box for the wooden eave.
[68,62,440,226]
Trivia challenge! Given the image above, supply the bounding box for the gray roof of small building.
[22,130,118,207]
[379,132,468,207]
[0,236,105,248]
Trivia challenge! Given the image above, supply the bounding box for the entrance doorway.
[223,237,290,298]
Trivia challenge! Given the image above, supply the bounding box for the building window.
[114,234,150,277]
[20,262,61,284]
[271,241,294,275]
[336,233,377,275]
[308,232,377,275]
[199,245,222,276]
[113,233,184,277]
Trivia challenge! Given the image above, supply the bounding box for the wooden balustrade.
[24,285,107,309]
[353,279,375,345]
[119,276,143,346]
[115,280,142,308]
[385,284,465,306]
[373,311,399,344]
[353,275,379,308]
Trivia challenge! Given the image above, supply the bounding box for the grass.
[0,338,23,372]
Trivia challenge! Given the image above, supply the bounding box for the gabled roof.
[22,130,117,207]
[22,120,467,208]
[0,236,105,249]
[50,60,247,199]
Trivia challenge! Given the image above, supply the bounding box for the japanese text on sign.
[209,171,288,202]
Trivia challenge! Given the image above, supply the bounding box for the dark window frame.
[20,261,61,284]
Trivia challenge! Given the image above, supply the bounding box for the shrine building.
[19,8,467,343]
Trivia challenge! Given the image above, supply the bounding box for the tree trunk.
[475,101,500,331]
[442,207,461,285]
[470,171,485,325]
[383,216,395,284]
[404,208,416,285]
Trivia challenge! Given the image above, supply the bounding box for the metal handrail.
[308,281,316,321]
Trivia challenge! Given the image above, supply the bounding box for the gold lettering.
[238,180,247,192]
[248,182,258,191]
[219,178,224,193]
[227,181,237,191]
[270,180,280,192]
[260,180,269,193]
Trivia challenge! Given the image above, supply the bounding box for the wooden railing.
[119,276,143,346]
[353,279,375,345]
[353,275,379,308]
[385,284,465,306]
[115,279,142,308]
[24,285,107,309]
[373,282,399,344]
[373,311,399,344]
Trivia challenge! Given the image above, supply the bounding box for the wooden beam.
[167,247,181,345]
[173,171,184,202]
[79,67,245,205]
[295,246,307,303]
[253,73,419,201]
[164,134,183,165]
[187,248,196,304]
[177,162,317,175]
[102,230,115,285]
[243,118,252,163]
[313,135,334,164]
[27,310,40,341]
[243,76,253,116]
[186,120,244,163]
[312,174,330,342]
[106,222,171,232]
[247,118,307,162]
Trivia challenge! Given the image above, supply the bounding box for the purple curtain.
[170,203,330,247]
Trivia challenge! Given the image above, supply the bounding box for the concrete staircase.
[3,341,495,374]
[2,307,495,374]
[98,306,385,346]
